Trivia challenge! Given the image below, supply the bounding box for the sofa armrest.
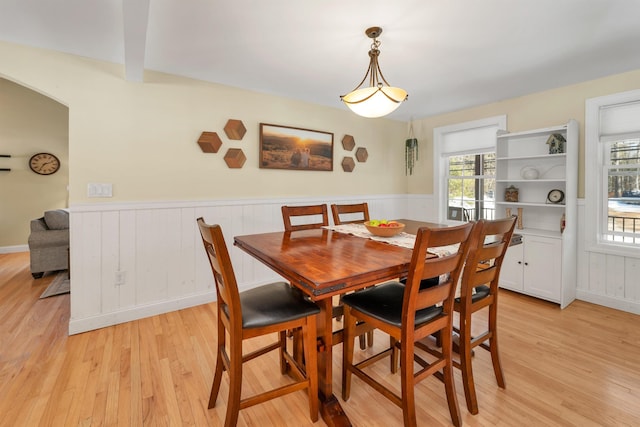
[30,217,48,232]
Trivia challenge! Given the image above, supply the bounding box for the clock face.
[547,189,565,204]
[29,153,60,175]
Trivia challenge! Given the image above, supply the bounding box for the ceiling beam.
[122,0,150,82]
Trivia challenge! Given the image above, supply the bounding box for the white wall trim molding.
[69,289,217,335]
[0,244,28,254]
[67,194,413,335]
[575,289,640,315]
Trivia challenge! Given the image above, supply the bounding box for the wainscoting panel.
[575,200,640,315]
[68,195,415,334]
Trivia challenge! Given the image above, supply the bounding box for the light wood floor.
[1,251,639,426]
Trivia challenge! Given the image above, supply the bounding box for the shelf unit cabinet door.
[523,235,562,302]
[500,243,524,292]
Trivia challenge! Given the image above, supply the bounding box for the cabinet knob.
[517,261,522,265]
[524,262,529,266]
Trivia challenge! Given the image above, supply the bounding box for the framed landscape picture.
[259,123,333,171]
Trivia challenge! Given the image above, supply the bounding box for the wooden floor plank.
[1,251,639,426]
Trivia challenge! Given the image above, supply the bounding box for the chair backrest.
[330,202,370,225]
[402,222,475,329]
[459,216,517,301]
[281,204,329,231]
[197,218,242,327]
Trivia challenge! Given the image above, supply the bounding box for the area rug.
[40,270,70,299]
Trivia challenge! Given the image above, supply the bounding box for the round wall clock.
[29,152,61,175]
[547,189,565,204]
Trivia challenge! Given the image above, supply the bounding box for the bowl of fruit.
[364,220,406,237]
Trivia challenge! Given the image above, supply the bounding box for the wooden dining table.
[233,219,445,426]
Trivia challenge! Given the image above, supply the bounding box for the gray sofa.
[28,209,69,278]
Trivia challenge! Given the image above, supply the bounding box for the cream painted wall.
[0,41,407,211]
[0,78,68,247]
[407,69,640,198]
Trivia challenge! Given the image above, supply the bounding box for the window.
[434,116,506,223]
[446,153,495,221]
[603,139,640,245]
[586,90,640,256]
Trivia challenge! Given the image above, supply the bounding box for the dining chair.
[452,216,517,415]
[330,202,370,225]
[330,202,374,348]
[281,204,329,231]
[197,218,320,426]
[341,222,475,427]
[281,203,369,350]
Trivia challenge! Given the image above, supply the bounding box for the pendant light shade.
[341,27,408,118]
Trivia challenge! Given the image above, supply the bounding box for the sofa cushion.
[44,209,69,230]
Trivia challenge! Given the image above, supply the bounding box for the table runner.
[323,223,457,257]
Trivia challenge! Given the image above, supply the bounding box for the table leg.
[316,298,352,427]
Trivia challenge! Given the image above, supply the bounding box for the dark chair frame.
[453,216,517,414]
[341,222,475,427]
[281,204,329,231]
[197,218,320,426]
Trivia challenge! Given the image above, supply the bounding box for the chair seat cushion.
[238,282,320,329]
[341,282,442,328]
[455,285,490,303]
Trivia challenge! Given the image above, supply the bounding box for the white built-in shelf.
[498,201,566,208]
[513,227,562,239]
[496,179,565,183]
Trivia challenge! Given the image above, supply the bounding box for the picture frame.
[259,123,333,171]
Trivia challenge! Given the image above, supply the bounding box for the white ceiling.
[2,0,640,121]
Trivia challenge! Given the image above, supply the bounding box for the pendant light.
[340,27,408,118]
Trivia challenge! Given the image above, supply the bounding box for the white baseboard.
[576,289,640,315]
[68,289,217,335]
[0,244,28,254]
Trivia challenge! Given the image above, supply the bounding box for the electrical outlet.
[115,270,126,286]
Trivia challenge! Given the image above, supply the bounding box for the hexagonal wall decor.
[197,132,223,153]
[342,134,355,151]
[342,156,355,172]
[224,148,246,168]
[355,147,368,162]
[224,119,247,140]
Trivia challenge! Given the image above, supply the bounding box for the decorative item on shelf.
[505,185,519,202]
[29,152,60,175]
[342,156,355,172]
[342,135,355,151]
[340,26,408,118]
[560,213,566,233]
[405,119,418,175]
[517,208,524,230]
[547,189,565,204]
[546,133,566,154]
[505,208,512,218]
[520,166,539,180]
[223,119,246,140]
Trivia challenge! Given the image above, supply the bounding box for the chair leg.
[441,325,462,427]
[208,346,225,409]
[358,332,367,350]
[208,319,227,409]
[459,318,479,415]
[366,329,374,347]
[390,336,399,374]
[223,338,243,427]
[279,330,287,375]
[341,306,356,401]
[400,340,417,427]
[302,316,319,422]
[488,304,506,389]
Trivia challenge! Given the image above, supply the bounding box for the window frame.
[585,89,640,258]
[433,115,506,224]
